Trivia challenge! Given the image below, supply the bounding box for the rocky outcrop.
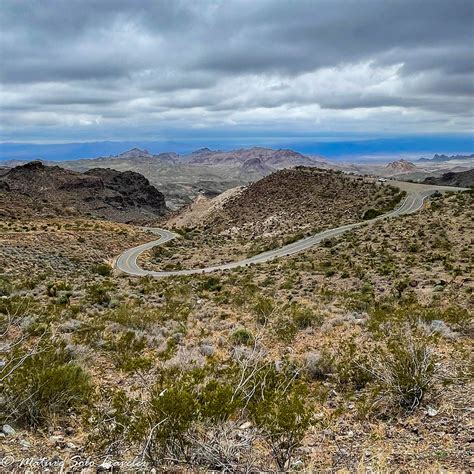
[386,159,417,173]
[423,169,474,187]
[240,157,273,174]
[0,161,167,222]
[85,168,168,214]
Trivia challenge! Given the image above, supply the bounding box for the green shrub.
[253,296,275,324]
[92,263,112,276]
[105,330,152,372]
[272,315,298,343]
[87,282,114,305]
[200,276,222,292]
[0,276,12,296]
[249,377,313,470]
[290,304,323,329]
[334,339,374,391]
[46,280,71,297]
[2,345,92,428]
[231,328,254,346]
[363,208,384,220]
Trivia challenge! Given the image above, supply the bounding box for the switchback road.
[115,181,466,277]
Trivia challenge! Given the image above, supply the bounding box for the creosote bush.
[89,360,315,470]
[92,263,112,276]
[2,343,92,428]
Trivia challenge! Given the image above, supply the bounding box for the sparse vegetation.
[0,186,471,470]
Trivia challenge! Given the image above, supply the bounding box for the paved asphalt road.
[115,181,466,278]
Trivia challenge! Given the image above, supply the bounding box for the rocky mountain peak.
[386,159,417,172]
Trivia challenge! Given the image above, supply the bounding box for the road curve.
[115,182,466,278]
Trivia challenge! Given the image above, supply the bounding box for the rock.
[434,284,445,292]
[427,406,438,417]
[239,421,252,430]
[352,311,366,320]
[2,424,15,435]
[199,343,215,357]
[19,439,31,448]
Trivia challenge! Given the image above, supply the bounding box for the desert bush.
[333,339,374,391]
[231,328,254,346]
[105,330,152,372]
[87,281,115,305]
[2,343,92,428]
[304,350,334,381]
[253,295,275,324]
[0,275,13,296]
[290,304,323,329]
[371,331,437,412]
[248,377,313,470]
[200,276,222,292]
[92,263,112,276]
[187,420,259,472]
[46,280,71,297]
[363,208,384,220]
[272,314,298,342]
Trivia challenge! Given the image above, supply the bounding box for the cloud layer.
[1,0,473,141]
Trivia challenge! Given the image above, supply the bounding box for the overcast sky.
[0,0,473,143]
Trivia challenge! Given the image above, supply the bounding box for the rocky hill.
[207,167,403,238]
[159,167,405,271]
[422,168,474,187]
[185,146,325,168]
[40,146,331,209]
[0,161,167,222]
[385,159,417,173]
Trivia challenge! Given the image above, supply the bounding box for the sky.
[0,0,473,154]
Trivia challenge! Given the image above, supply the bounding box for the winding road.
[115,181,466,278]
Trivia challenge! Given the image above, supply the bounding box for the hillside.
[38,147,331,209]
[385,159,417,173]
[1,183,471,471]
[142,167,404,271]
[0,161,167,222]
[202,167,403,238]
[185,146,326,168]
[422,168,474,187]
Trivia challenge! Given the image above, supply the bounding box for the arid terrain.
[2,147,472,209]
[1,161,472,472]
[142,167,405,271]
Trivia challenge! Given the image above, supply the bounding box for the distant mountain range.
[1,146,472,208]
[1,136,473,162]
[417,153,474,163]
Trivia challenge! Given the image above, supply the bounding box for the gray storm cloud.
[0,0,473,139]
